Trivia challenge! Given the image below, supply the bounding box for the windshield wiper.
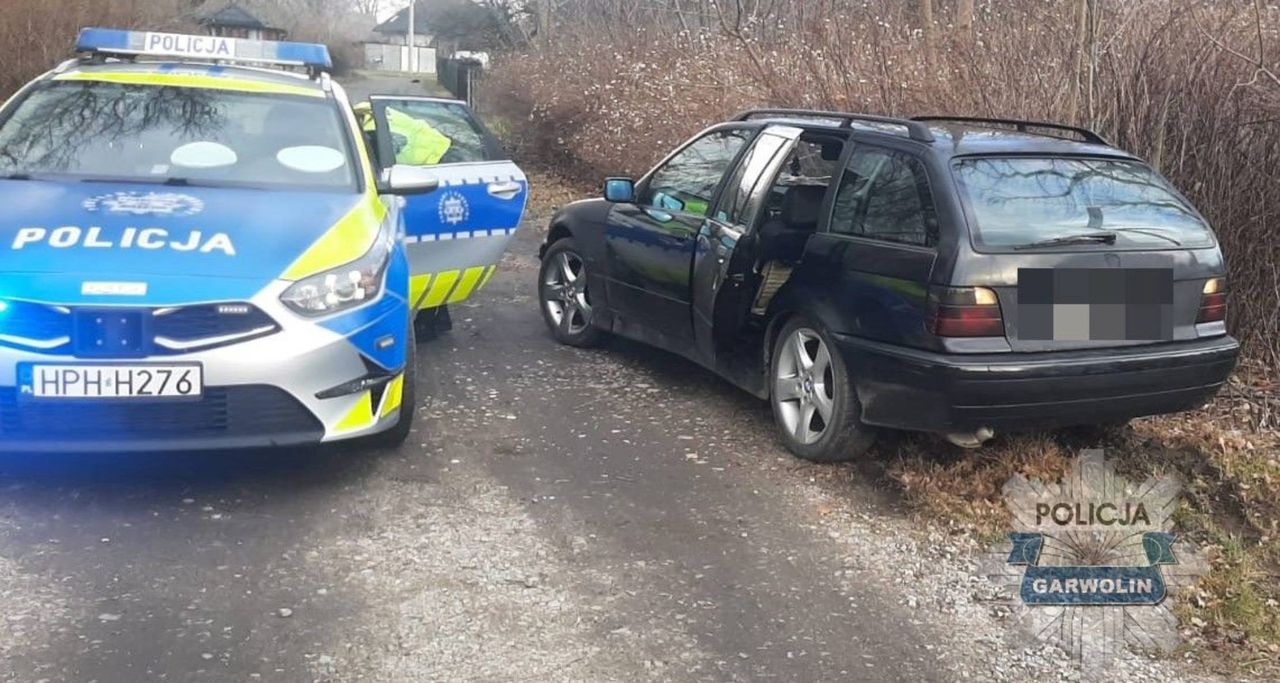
[1014,231,1118,250]
[78,175,204,188]
[1109,227,1183,246]
[0,172,32,180]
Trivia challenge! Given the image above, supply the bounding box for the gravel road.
[0,73,1223,683]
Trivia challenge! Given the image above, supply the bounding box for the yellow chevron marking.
[334,391,374,434]
[476,265,498,291]
[422,270,460,309]
[408,274,432,310]
[379,374,405,418]
[447,267,487,304]
[282,197,386,281]
[55,71,323,97]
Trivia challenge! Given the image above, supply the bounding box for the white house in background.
[198,3,286,42]
[364,4,436,74]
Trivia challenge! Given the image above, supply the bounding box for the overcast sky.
[377,0,412,21]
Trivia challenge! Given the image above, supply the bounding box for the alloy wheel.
[774,327,836,445]
[543,250,592,335]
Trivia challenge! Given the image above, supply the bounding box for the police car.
[0,29,527,451]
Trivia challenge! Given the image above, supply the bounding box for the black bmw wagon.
[537,110,1239,461]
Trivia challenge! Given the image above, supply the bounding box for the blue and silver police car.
[0,29,527,451]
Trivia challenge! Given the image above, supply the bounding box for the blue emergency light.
[76,28,333,71]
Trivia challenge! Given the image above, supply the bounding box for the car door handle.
[487,181,522,199]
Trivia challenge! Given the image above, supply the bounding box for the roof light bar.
[76,28,332,71]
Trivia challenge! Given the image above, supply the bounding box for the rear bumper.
[835,334,1240,432]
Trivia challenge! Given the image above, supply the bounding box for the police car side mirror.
[603,177,635,203]
[378,165,441,196]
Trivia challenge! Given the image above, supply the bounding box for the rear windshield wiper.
[1014,231,1118,250]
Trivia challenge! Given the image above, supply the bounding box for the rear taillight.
[927,286,1005,337]
[1197,277,1228,323]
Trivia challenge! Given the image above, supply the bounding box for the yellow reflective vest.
[360,105,452,166]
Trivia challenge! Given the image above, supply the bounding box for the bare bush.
[0,0,189,99]
[481,0,1280,370]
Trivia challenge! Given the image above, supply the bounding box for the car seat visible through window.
[758,184,825,264]
[753,183,826,314]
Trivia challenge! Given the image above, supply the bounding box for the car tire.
[539,237,604,348]
[413,305,452,341]
[371,322,417,448]
[769,316,875,462]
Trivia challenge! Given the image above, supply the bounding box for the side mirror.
[378,165,441,196]
[603,177,635,203]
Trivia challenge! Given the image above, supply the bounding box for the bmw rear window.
[0,81,358,191]
[953,157,1215,250]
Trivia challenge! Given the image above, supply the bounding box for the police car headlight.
[280,236,391,316]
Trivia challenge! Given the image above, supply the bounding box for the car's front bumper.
[834,334,1240,433]
[0,282,409,453]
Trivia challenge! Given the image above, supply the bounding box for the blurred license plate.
[21,364,203,399]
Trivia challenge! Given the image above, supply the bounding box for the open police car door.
[367,96,527,311]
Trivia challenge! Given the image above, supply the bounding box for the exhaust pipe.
[945,427,995,449]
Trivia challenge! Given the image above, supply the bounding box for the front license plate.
[19,364,203,399]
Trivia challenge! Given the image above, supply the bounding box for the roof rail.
[733,109,935,143]
[911,116,1110,145]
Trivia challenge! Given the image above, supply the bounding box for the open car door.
[692,125,803,365]
[367,96,528,311]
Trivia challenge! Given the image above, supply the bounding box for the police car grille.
[0,302,73,349]
[0,386,320,440]
[0,303,278,355]
[151,304,279,352]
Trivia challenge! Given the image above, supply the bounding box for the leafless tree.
[351,0,382,16]
[920,0,935,67]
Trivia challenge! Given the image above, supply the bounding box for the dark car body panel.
[541,116,1240,434]
[794,234,937,346]
[604,203,703,341]
[835,334,1237,431]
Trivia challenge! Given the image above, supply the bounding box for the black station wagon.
[537,110,1239,461]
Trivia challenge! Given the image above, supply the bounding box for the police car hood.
[0,180,367,305]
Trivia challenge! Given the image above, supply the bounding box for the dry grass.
[881,400,1280,672]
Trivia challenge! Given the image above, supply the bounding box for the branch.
[1195,2,1280,90]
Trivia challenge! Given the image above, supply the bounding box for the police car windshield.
[0,81,357,192]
